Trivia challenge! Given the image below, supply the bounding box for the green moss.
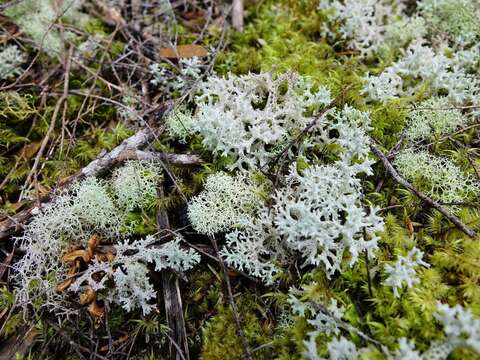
[200,295,274,360]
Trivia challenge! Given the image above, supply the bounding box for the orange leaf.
[80,287,96,305]
[88,301,105,319]
[62,249,90,263]
[96,252,115,262]
[181,10,207,20]
[87,234,101,258]
[405,217,414,235]
[56,278,73,292]
[160,44,208,59]
[56,263,79,291]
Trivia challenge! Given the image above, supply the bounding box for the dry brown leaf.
[159,44,208,59]
[37,184,50,197]
[181,9,207,20]
[56,278,73,292]
[96,252,115,262]
[79,287,96,305]
[405,217,414,235]
[56,262,79,291]
[87,234,100,258]
[62,249,90,263]
[88,300,105,319]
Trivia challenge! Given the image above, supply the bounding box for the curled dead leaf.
[80,287,96,305]
[56,279,72,292]
[88,300,105,319]
[96,252,115,262]
[56,262,80,291]
[62,249,90,263]
[87,234,101,258]
[20,141,42,160]
[405,217,414,235]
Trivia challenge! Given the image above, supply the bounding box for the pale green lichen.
[418,0,480,46]
[4,0,89,56]
[405,97,471,143]
[188,172,260,235]
[111,161,161,211]
[394,150,479,204]
[0,45,25,80]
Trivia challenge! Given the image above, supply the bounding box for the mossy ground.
[1,0,480,359]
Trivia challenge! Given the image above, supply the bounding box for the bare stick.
[0,145,200,241]
[370,144,477,238]
[156,186,190,360]
[23,47,73,192]
[232,0,244,31]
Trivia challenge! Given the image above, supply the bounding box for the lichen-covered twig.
[0,127,202,241]
[262,84,352,172]
[371,143,477,238]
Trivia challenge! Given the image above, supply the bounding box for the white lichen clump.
[219,106,384,283]
[165,107,195,143]
[418,0,480,46]
[435,303,480,353]
[318,0,408,56]
[405,97,471,143]
[188,72,331,170]
[111,161,160,211]
[13,177,124,312]
[111,236,200,314]
[150,57,204,93]
[69,235,200,315]
[4,0,89,56]
[13,161,199,315]
[188,172,260,235]
[0,45,25,80]
[394,150,479,204]
[272,162,383,275]
[383,247,430,297]
[362,42,480,104]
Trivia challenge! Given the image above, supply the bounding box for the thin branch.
[371,143,477,238]
[261,84,352,171]
[232,0,244,31]
[0,127,155,241]
[22,46,73,193]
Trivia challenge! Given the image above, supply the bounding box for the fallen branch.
[117,149,203,166]
[156,185,190,360]
[371,144,477,238]
[232,0,244,31]
[0,127,202,241]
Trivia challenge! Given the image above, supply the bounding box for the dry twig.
[371,143,477,238]
[0,126,202,241]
